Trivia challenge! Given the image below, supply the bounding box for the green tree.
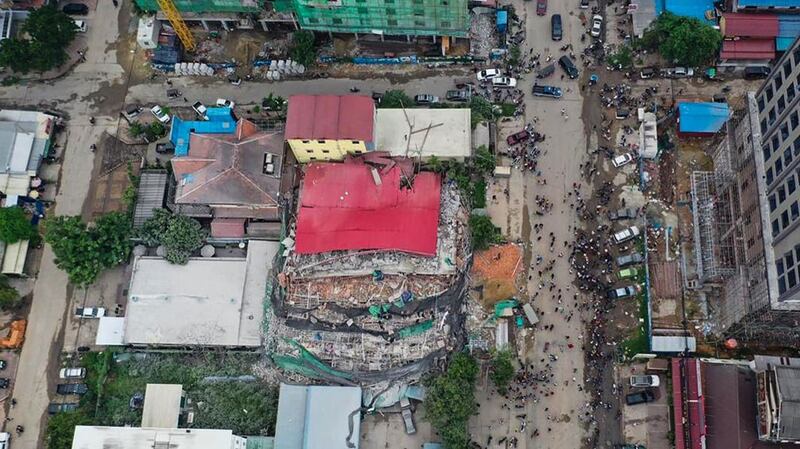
[0,275,20,310]
[424,353,479,449]
[0,5,76,73]
[289,31,316,67]
[136,210,206,265]
[608,45,633,70]
[640,12,721,66]
[469,215,501,250]
[469,96,496,127]
[473,145,495,175]
[45,212,132,287]
[45,411,90,449]
[379,90,413,109]
[490,350,515,395]
[425,155,445,174]
[0,206,37,243]
[128,121,144,138]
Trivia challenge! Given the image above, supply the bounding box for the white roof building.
[142,384,185,428]
[375,109,472,161]
[638,111,658,159]
[0,109,56,197]
[96,240,279,347]
[71,426,246,449]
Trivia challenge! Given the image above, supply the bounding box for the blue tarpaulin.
[678,102,730,134]
[656,0,716,24]
[739,0,800,6]
[778,15,800,50]
[497,10,508,33]
[169,107,236,156]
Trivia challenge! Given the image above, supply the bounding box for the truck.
[446,86,472,102]
[532,84,563,98]
[400,397,416,434]
[612,226,640,244]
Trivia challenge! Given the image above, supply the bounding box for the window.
[776,74,784,90]
[787,147,794,166]
[767,167,774,185]
[352,140,360,144]
[779,96,786,114]
[759,96,766,112]
[779,185,787,203]
[776,157,784,176]
[792,111,799,130]
[779,259,786,275]
[782,210,790,227]
[785,60,793,79]
[773,218,781,236]
[309,156,317,160]
[764,144,772,160]
[789,175,797,194]
[317,140,326,144]
[795,46,800,66]
[789,81,796,103]
[792,202,799,220]
[762,119,768,134]
[302,140,310,144]
[322,149,330,154]
[767,85,775,102]
[789,269,798,289]
[770,108,777,126]
[306,149,314,153]
[782,123,790,140]
[795,136,800,155]
[770,194,778,211]
[773,135,780,152]
[788,252,796,269]
[780,277,787,294]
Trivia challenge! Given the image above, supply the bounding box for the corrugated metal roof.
[656,0,717,24]
[678,102,730,134]
[778,15,800,50]
[284,95,375,142]
[721,13,778,37]
[720,38,776,59]
[169,107,237,157]
[132,170,168,228]
[274,384,362,449]
[738,0,800,7]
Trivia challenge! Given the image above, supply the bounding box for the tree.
[0,206,37,243]
[640,12,721,67]
[0,275,20,310]
[45,212,132,287]
[608,45,633,70]
[473,145,495,175]
[136,209,206,265]
[469,215,501,251]
[46,411,90,449]
[0,5,76,73]
[289,31,316,67]
[379,90,413,109]
[469,96,496,127]
[424,353,479,449]
[424,155,445,174]
[490,350,515,395]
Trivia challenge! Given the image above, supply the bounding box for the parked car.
[614,445,646,449]
[414,94,440,105]
[123,104,143,122]
[400,397,416,435]
[551,14,563,41]
[0,432,9,449]
[532,84,563,98]
[580,0,590,8]
[492,77,517,88]
[446,87,472,102]
[612,226,641,244]
[48,403,79,414]
[558,55,579,79]
[75,307,105,318]
[617,267,640,280]
[477,68,501,81]
[625,389,656,405]
[630,375,660,388]
[216,98,235,109]
[661,67,694,78]
[62,3,89,15]
[607,284,640,299]
[608,207,638,220]
[0,360,7,370]
[59,367,86,379]
[744,66,771,79]
[590,15,603,37]
[639,67,656,79]
[506,130,531,146]
[536,0,547,15]
[612,152,635,168]
[57,383,89,395]
[0,379,9,389]
[73,19,87,33]
[617,252,644,267]
[150,105,170,124]
[192,101,208,118]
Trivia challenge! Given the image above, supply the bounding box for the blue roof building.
[656,0,717,24]
[737,0,800,8]
[777,15,800,51]
[168,107,237,156]
[678,102,730,136]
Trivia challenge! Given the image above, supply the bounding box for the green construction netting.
[494,299,518,317]
[272,339,355,381]
[397,319,433,339]
[135,0,263,13]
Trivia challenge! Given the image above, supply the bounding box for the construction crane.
[156,0,196,52]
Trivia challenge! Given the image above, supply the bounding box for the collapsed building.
[267,157,470,385]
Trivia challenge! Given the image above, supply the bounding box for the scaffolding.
[274,0,470,37]
[691,171,736,280]
[136,0,263,13]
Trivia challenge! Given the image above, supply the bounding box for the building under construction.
[266,157,470,385]
[273,0,469,38]
[691,37,800,343]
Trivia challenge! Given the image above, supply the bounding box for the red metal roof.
[672,358,707,449]
[722,13,779,37]
[210,218,246,238]
[720,39,776,60]
[295,162,441,256]
[285,95,375,142]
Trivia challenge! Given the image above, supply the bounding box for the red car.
[506,130,531,146]
[536,0,547,15]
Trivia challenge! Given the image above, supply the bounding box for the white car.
[73,19,87,33]
[612,152,635,168]
[59,367,86,379]
[492,76,517,88]
[75,307,105,318]
[591,15,603,37]
[0,432,9,449]
[150,105,170,124]
[613,226,641,244]
[192,101,208,118]
[477,68,501,81]
[630,374,660,388]
[216,98,235,109]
